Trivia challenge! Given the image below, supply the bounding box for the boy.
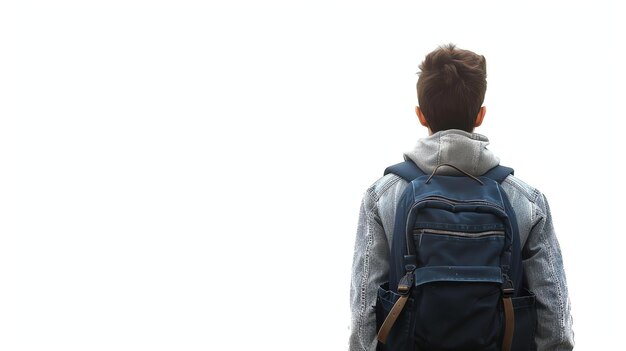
[349,44,574,350]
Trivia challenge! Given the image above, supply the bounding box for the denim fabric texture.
[349,129,574,351]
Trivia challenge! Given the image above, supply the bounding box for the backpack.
[375,160,537,351]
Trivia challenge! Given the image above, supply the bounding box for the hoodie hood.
[403,129,500,176]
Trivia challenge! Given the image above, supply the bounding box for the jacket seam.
[503,177,537,204]
[531,199,567,344]
[356,200,379,349]
[356,178,399,349]
[531,187,541,204]
[371,175,402,201]
[533,204,566,346]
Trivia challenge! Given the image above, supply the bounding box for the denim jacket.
[349,130,574,350]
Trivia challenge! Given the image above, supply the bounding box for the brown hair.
[416,44,487,133]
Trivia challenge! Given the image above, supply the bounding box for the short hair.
[416,44,487,133]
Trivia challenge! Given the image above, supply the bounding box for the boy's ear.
[415,106,429,127]
[474,106,486,128]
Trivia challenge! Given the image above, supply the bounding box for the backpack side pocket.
[376,284,415,351]
[511,289,537,351]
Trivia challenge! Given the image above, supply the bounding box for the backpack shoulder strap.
[384,159,426,182]
[482,165,514,184]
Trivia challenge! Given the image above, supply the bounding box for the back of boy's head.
[417,44,487,133]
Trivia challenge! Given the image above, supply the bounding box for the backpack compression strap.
[377,273,414,344]
[377,294,409,343]
[384,159,425,181]
[503,297,515,351]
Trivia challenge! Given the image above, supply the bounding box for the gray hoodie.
[349,129,574,350]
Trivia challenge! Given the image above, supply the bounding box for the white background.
[0,1,624,350]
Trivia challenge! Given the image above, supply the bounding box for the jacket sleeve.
[349,188,390,351]
[523,193,574,350]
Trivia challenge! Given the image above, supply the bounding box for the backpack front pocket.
[411,228,507,350]
[412,270,503,350]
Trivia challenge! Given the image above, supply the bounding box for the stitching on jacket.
[376,176,402,200]
[356,182,400,350]
[535,199,567,346]
[503,177,536,203]
[531,188,541,204]
[532,198,567,344]
[357,200,378,347]
[369,175,402,202]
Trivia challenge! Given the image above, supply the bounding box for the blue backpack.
[376,161,537,351]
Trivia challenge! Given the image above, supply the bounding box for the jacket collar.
[404,129,500,176]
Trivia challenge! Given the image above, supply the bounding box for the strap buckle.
[502,274,514,297]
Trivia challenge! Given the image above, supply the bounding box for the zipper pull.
[418,230,424,247]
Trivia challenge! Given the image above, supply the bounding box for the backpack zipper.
[421,196,505,211]
[414,228,505,245]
